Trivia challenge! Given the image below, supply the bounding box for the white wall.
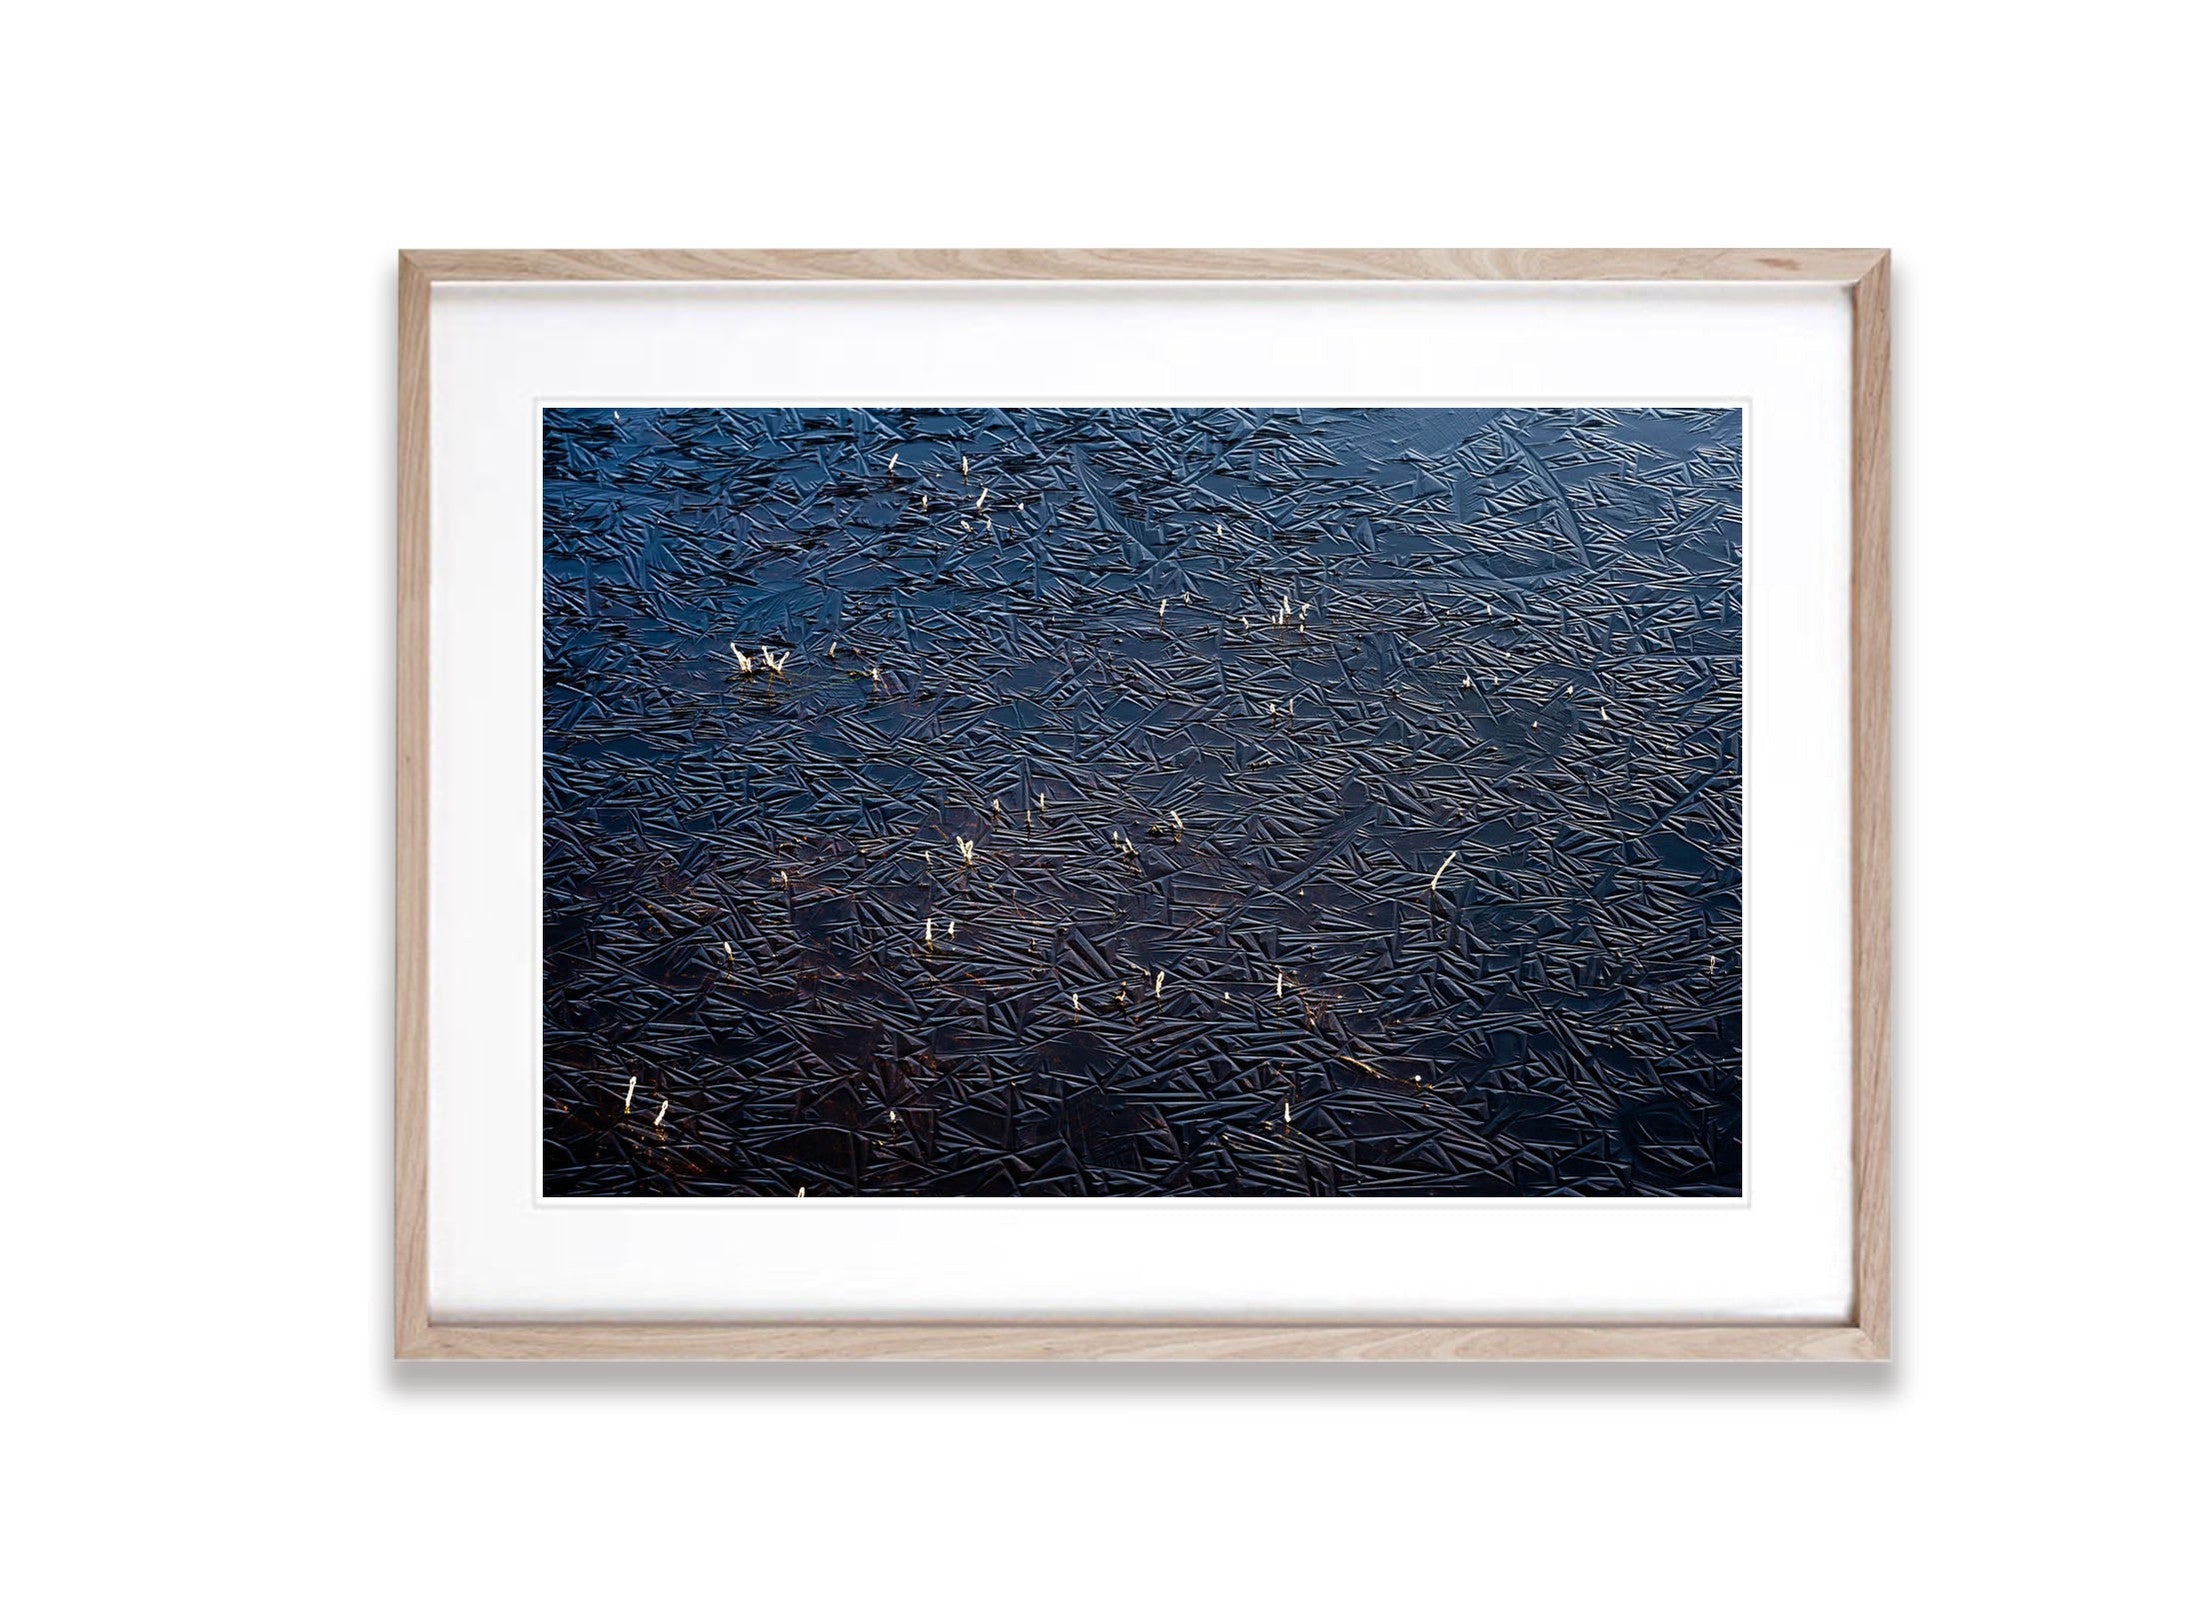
[7,4,2187,1594]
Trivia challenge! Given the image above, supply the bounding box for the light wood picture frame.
[397,249,1890,1360]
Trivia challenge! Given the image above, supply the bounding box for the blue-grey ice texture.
[544,407,1742,1196]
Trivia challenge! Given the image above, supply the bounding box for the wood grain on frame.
[396,252,432,1360]
[406,1321,1880,1361]
[395,249,1892,1360]
[400,247,1883,284]
[1850,255,1893,1358]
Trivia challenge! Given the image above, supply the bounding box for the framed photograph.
[398,249,1889,1359]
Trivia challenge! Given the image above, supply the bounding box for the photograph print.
[542,405,1742,1197]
